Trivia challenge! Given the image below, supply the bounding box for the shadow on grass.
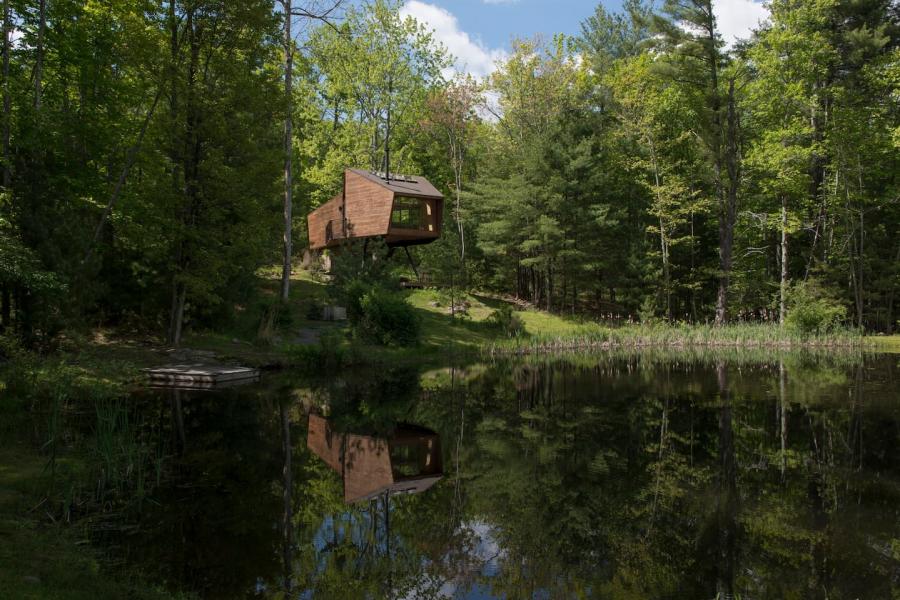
[411,303,510,352]
[471,293,594,326]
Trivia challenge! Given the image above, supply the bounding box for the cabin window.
[391,197,431,230]
[390,439,437,478]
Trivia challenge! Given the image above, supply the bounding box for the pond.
[13,352,900,598]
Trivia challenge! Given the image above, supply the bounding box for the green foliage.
[487,304,525,337]
[785,280,847,335]
[342,278,371,326]
[0,0,896,353]
[355,287,421,346]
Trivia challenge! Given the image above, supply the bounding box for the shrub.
[343,278,370,325]
[638,296,665,325]
[487,304,525,337]
[785,279,846,335]
[356,287,420,346]
[256,302,279,345]
[290,330,346,371]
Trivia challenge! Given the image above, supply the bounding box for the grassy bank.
[873,335,900,353]
[400,288,869,356]
[42,267,879,381]
[3,266,882,389]
[482,322,870,356]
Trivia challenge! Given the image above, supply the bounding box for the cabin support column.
[404,247,420,280]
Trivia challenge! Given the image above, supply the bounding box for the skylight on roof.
[371,171,416,183]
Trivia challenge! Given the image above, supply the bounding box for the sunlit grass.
[872,335,900,353]
[403,288,867,356]
[484,321,868,355]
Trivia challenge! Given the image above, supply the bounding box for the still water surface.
[98,353,899,599]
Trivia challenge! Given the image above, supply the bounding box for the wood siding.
[307,194,342,250]
[307,169,444,250]
[306,415,444,504]
[343,170,394,240]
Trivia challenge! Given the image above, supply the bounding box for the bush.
[487,304,525,337]
[638,296,662,325]
[355,287,420,346]
[785,279,846,335]
[290,330,346,371]
[343,278,370,325]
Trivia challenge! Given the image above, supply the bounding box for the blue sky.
[418,0,619,49]
[397,0,769,78]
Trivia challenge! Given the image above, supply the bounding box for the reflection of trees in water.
[117,356,898,598]
[308,355,899,599]
[101,388,285,598]
[280,401,293,594]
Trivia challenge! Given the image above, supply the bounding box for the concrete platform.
[143,363,260,389]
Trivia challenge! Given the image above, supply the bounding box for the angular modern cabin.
[307,169,443,251]
[306,414,443,504]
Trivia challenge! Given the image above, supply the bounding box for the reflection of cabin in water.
[307,169,443,251]
[306,414,443,504]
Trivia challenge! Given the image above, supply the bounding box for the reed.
[484,322,869,357]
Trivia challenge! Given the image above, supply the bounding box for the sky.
[396,0,770,79]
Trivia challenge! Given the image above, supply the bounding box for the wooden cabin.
[307,169,443,251]
[306,414,443,504]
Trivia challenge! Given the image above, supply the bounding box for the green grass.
[402,288,867,356]
[10,265,877,385]
[405,288,590,349]
[287,284,871,368]
[872,335,900,353]
[484,321,868,355]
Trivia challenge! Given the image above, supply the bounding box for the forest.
[1,2,899,596]
[0,0,897,350]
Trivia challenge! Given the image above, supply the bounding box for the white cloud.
[400,1,507,79]
[714,0,769,47]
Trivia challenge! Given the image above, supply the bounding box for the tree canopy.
[0,0,897,344]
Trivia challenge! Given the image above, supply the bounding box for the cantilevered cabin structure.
[307,169,443,251]
[306,414,443,504]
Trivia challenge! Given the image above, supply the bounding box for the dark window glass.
[391,197,428,230]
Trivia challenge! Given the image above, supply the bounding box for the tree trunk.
[886,245,900,334]
[546,261,552,312]
[168,281,186,346]
[449,131,466,274]
[34,0,46,110]
[455,166,465,271]
[2,0,11,189]
[779,196,788,325]
[856,209,864,329]
[383,76,392,178]
[280,0,293,303]
[715,79,740,326]
[650,147,671,321]
[165,0,181,345]
[168,3,200,346]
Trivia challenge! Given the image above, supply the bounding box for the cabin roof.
[349,169,443,199]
